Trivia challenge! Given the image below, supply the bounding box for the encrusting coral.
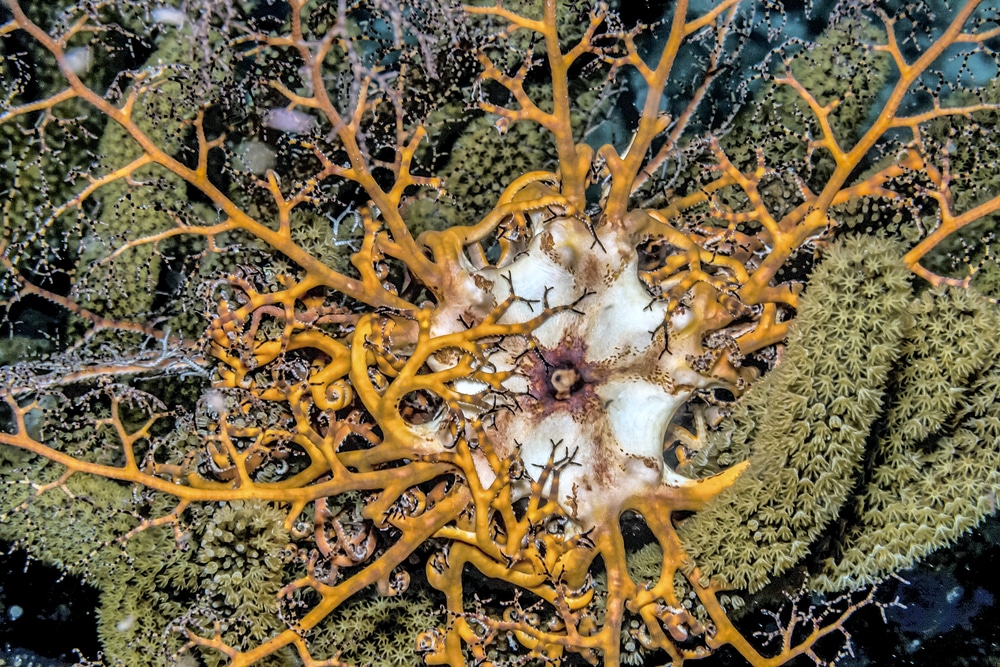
[1,0,1000,666]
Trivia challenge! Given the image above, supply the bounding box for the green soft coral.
[679,234,1000,597]
[76,27,223,320]
[811,285,1000,591]
[96,500,294,667]
[678,235,913,593]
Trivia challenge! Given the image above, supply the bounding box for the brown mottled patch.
[576,252,603,289]
[460,309,482,328]
[638,455,659,470]
[473,274,494,292]
[540,230,555,253]
[586,417,617,489]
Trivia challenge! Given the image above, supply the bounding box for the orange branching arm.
[597,0,743,222]
[1,0,433,312]
[758,2,1000,286]
[464,0,606,210]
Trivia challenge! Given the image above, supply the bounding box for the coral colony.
[2,0,1000,666]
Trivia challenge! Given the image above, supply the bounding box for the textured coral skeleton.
[1,0,1000,666]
